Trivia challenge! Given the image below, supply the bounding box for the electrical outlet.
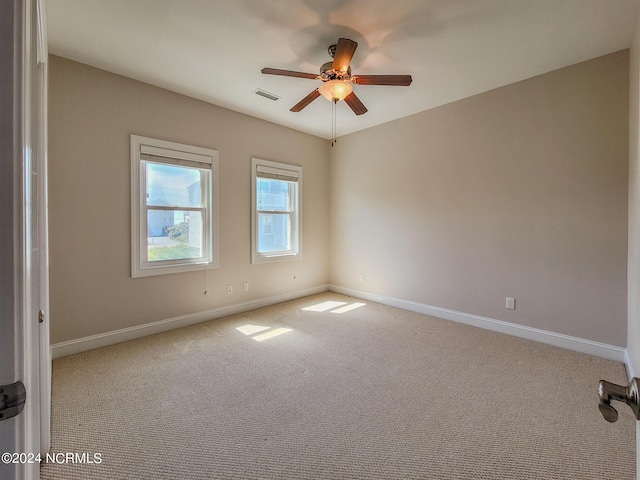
[359,273,364,282]
[506,297,516,310]
[227,284,233,294]
[243,282,249,292]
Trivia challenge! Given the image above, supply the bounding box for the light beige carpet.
[40,292,635,479]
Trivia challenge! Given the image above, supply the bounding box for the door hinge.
[38,310,45,324]
[0,381,26,421]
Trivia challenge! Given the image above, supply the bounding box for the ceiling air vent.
[254,89,281,101]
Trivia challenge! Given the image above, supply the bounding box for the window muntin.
[132,135,219,277]
[251,158,302,263]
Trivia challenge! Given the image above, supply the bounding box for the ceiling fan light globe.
[318,80,353,102]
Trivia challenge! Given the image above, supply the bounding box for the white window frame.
[131,135,219,277]
[251,158,302,264]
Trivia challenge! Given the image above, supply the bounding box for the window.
[131,135,219,277]
[251,158,302,263]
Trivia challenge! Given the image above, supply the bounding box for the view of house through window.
[251,158,302,263]
[145,162,205,262]
[257,177,293,253]
[131,135,219,277]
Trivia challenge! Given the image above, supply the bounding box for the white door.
[0,1,50,479]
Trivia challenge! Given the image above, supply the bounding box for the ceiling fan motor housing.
[320,61,351,81]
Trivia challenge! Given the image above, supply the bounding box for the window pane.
[146,162,203,207]
[257,213,290,253]
[147,210,203,261]
[256,178,291,212]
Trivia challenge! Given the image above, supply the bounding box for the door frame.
[0,1,50,479]
[35,0,51,457]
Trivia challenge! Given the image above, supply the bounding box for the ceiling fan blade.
[290,89,321,112]
[352,75,413,86]
[344,92,368,115]
[261,68,318,80]
[332,38,358,74]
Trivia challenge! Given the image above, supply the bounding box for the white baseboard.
[51,285,330,359]
[330,285,627,363]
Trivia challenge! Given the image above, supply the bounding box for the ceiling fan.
[261,38,412,115]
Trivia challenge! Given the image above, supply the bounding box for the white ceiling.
[46,0,640,140]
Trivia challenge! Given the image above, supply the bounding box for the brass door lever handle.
[598,378,640,423]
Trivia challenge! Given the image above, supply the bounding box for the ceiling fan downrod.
[331,99,337,147]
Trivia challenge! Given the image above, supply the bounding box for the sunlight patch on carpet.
[303,301,366,314]
[252,328,293,342]
[302,301,347,312]
[330,303,366,314]
[236,324,271,336]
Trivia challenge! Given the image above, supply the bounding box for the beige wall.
[48,56,330,344]
[330,50,629,347]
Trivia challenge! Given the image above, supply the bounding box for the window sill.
[132,260,217,278]
[252,252,302,264]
